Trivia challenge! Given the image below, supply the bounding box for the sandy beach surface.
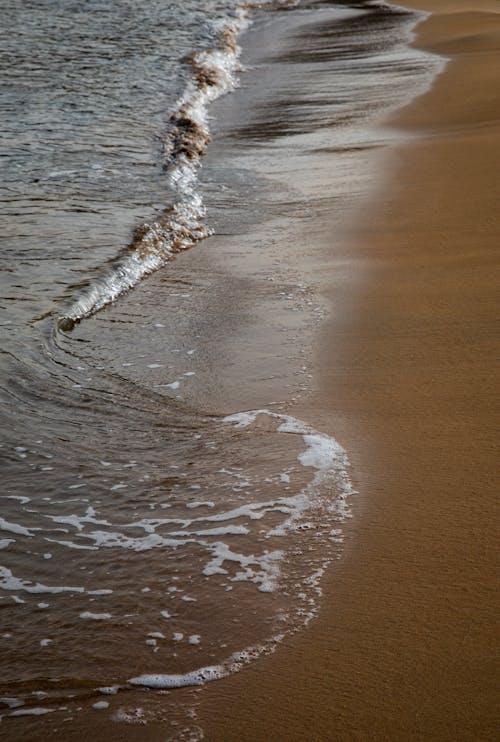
[9,1,498,740]
[195,2,500,740]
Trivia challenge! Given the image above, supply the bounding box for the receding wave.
[0,408,354,719]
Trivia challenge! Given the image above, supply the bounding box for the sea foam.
[57,10,249,331]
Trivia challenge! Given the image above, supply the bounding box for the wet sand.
[197,2,500,740]
[10,2,498,740]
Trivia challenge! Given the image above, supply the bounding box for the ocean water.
[0,0,442,737]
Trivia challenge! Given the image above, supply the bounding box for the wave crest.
[58,11,248,331]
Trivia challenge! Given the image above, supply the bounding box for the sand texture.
[197,2,500,740]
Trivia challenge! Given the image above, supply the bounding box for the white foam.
[57,13,248,328]
[9,707,54,716]
[0,566,85,595]
[92,701,109,710]
[112,707,145,724]
[299,434,338,470]
[220,409,355,565]
[2,403,355,716]
[0,517,37,537]
[79,612,112,620]
[129,633,286,694]
[1,697,24,709]
[44,538,98,551]
[2,495,31,504]
[98,686,121,695]
[193,501,287,523]
[203,542,283,592]
[44,507,108,531]
[79,530,193,552]
[129,665,225,689]
[170,525,249,537]
[223,412,258,429]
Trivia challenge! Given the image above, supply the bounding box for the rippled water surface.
[0,0,442,736]
[1,0,248,327]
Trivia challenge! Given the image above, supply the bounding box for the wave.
[0,407,354,716]
[57,9,251,332]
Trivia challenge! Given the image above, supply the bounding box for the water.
[0,0,443,736]
[1,0,250,330]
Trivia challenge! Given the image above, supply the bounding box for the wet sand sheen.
[7,1,497,739]
[4,4,433,739]
[197,2,499,740]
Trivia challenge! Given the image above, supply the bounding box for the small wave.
[0,404,354,736]
[119,408,355,692]
[58,10,249,331]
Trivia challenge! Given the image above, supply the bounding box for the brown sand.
[196,2,500,740]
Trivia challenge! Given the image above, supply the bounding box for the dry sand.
[196,2,499,740]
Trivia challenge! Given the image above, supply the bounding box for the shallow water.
[0,0,443,736]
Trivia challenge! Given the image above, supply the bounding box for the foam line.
[57,10,249,330]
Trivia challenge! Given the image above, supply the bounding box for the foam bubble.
[80,612,112,620]
[165,381,180,390]
[202,542,283,592]
[92,701,109,710]
[129,665,225,689]
[1,697,24,709]
[9,707,54,716]
[0,566,85,595]
[98,686,121,695]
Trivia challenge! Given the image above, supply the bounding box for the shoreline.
[7,1,498,739]
[198,1,499,739]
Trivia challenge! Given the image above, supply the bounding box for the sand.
[10,2,497,740]
[196,2,499,740]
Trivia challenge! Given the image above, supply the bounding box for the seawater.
[1,0,252,330]
[0,0,443,737]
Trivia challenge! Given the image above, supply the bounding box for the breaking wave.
[57,9,250,331]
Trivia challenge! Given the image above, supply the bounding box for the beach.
[1,1,498,739]
[195,2,500,740]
